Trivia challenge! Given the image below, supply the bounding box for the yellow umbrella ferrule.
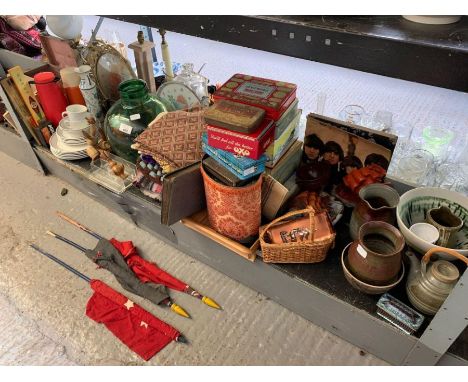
[202,296,222,310]
[171,303,190,318]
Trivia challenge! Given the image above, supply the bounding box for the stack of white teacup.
[50,105,90,160]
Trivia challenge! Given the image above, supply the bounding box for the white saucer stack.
[50,117,89,160]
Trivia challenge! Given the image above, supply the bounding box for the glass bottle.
[104,79,171,162]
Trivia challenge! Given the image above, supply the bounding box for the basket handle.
[259,208,316,243]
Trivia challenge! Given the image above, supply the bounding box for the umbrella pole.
[46,231,88,252]
[29,244,187,344]
[56,211,103,240]
[45,231,191,319]
[55,213,222,310]
[30,244,90,282]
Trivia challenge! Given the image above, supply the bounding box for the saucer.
[60,115,91,131]
[56,125,86,145]
[56,125,87,146]
[50,134,88,160]
[56,135,87,152]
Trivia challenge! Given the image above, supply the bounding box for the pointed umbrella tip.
[171,303,191,318]
[46,230,56,237]
[202,296,222,310]
[176,334,189,344]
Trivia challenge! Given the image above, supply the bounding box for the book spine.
[8,66,45,125]
[0,77,42,145]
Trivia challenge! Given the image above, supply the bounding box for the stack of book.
[203,73,301,186]
[1,66,53,146]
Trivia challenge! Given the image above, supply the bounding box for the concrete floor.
[0,150,387,365]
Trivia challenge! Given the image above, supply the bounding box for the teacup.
[62,104,88,129]
[426,206,464,248]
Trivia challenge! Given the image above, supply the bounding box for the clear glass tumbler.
[396,149,434,185]
[339,105,365,124]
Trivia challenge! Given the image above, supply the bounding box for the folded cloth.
[133,109,206,170]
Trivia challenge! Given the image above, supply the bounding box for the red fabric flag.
[86,279,180,361]
[109,238,187,292]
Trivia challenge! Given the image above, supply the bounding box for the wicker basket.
[259,208,335,263]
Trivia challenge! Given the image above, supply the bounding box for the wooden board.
[181,209,258,262]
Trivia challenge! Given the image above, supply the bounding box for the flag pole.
[55,212,222,310]
[46,231,191,318]
[29,244,188,344]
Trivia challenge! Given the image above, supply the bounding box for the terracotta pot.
[201,164,262,242]
[349,183,400,240]
[348,221,404,285]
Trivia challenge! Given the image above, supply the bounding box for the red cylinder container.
[33,72,69,127]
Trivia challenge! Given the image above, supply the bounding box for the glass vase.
[104,79,171,162]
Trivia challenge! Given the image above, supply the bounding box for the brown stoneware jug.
[349,183,400,241]
[406,247,468,315]
[348,221,405,285]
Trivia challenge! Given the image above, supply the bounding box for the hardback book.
[274,98,299,139]
[213,74,297,121]
[206,117,274,160]
[261,175,290,221]
[8,66,46,126]
[203,99,265,134]
[264,140,303,184]
[161,161,206,226]
[265,109,301,165]
[0,77,42,145]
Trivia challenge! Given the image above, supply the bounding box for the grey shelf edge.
[0,49,46,174]
[105,15,468,92]
[31,147,468,366]
[0,127,44,172]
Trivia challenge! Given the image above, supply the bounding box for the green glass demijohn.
[104,79,171,162]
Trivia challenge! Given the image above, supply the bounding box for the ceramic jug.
[348,221,405,285]
[426,206,464,248]
[349,183,400,241]
[75,65,102,119]
[406,247,468,315]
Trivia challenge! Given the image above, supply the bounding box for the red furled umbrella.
[30,244,187,361]
[109,238,187,291]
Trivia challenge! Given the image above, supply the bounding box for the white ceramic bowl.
[396,187,468,260]
[409,223,440,244]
